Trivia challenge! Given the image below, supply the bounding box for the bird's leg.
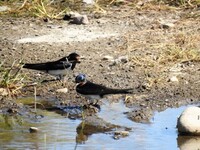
[57,75,62,81]
[89,99,100,108]
[94,99,99,105]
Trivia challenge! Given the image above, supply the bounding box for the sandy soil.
[0,5,200,121]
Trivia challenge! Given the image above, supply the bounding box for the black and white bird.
[23,52,80,80]
[75,74,133,104]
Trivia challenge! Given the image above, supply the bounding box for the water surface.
[0,102,199,150]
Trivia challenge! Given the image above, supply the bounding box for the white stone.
[116,55,129,63]
[114,131,129,136]
[169,76,179,82]
[56,88,68,93]
[83,0,95,5]
[177,106,200,135]
[0,88,8,96]
[70,15,89,25]
[29,127,39,133]
[161,22,175,29]
[102,55,114,61]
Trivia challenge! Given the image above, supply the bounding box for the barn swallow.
[23,52,80,80]
[75,74,133,104]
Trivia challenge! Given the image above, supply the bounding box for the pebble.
[29,127,39,133]
[102,55,114,61]
[159,19,175,29]
[114,55,129,65]
[116,56,129,63]
[161,22,175,29]
[168,76,179,82]
[56,88,68,93]
[70,15,89,25]
[113,131,129,140]
[0,88,8,96]
[177,106,200,135]
[114,131,129,137]
[83,0,95,4]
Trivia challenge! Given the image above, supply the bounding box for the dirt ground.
[0,4,200,122]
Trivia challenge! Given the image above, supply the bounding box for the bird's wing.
[23,62,49,70]
[76,81,109,96]
[77,81,134,96]
[23,62,72,71]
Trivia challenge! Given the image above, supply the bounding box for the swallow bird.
[75,74,133,104]
[23,52,80,80]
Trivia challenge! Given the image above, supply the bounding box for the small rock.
[114,131,129,137]
[70,15,89,25]
[56,88,68,93]
[114,55,129,64]
[0,88,8,96]
[177,106,200,135]
[117,56,129,63]
[83,0,95,5]
[113,135,120,140]
[168,76,179,82]
[161,22,175,29]
[29,127,39,133]
[102,55,114,61]
[7,108,18,114]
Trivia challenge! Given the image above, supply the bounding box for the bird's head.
[67,53,81,63]
[75,74,86,83]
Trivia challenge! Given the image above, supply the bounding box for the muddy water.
[0,101,199,150]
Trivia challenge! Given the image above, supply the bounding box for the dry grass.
[0,60,26,97]
[158,47,200,64]
[0,0,70,19]
[1,0,200,19]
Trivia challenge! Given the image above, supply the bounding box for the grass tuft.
[0,60,26,97]
[158,47,200,64]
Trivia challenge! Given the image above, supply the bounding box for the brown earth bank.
[0,5,200,122]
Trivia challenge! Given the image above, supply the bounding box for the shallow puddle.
[0,101,199,150]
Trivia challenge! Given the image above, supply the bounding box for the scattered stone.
[70,15,89,25]
[127,108,153,123]
[168,76,179,82]
[102,55,114,61]
[0,88,8,96]
[177,106,200,135]
[159,19,175,29]
[7,108,18,114]
[160,22,175,29]
[113,131,129,140]
[83,0,95,5]
[116,56,129,63]
[29,127,39,133]
[0,6,10,12]
[169,63,183,72]
[76,116,127,135]
[96,19,107,24]
[112,55,129,65]
[114,130,129,137]
[56,88,68,93]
